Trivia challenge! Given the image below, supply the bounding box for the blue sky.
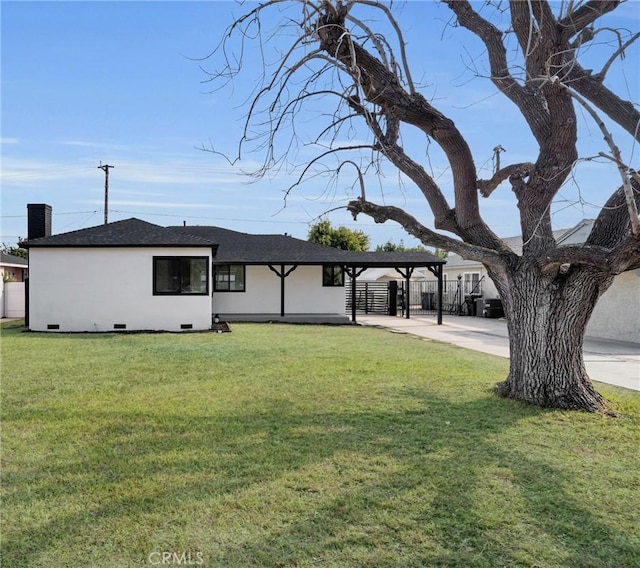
[1,1,638,248]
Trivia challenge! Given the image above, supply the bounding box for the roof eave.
[23,243,216,249]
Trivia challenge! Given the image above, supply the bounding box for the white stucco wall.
[212,264,345,317]
[28,247,213,332]
[443,264,639,343]
[587,270,640,343]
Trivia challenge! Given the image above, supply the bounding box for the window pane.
[464,272,481,295]
[214,265,245,292]
[323,266,332,286]
[154,257,208,295]
[155,258,180,293]
[182,258,207,293]
[323,265,343,286]
[215,266,229,291]
[229,265,245,291]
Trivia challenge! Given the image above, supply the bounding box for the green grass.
[1,321,639,567]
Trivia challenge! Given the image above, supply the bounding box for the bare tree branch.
[478,163,535,198]
[538,244,615,272]
[349,0,416,93]
[588,177,640,255]
[563,84,640,235]
[314,1,510,247]
[346,197,512,269]
[337,160,367,199]
[540,235,640,273]
[563,62,640,141]
[557,0,620,40]
[444,1,552,147]
[597,31,640,79]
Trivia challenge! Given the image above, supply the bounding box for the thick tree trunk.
[491,263,614,413]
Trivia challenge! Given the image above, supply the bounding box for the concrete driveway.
[357,314,640,392]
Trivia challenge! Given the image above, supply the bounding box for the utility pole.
[98,162,114,224]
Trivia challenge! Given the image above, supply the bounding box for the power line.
[1,166,96,180]
[0,210,99,219]
[107,209,410,229]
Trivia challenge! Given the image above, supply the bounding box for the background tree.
[376,240,448,258]
[376,240,425,253]
[1,243,28,260]
[208,0,639,413]
[308,219,370,251]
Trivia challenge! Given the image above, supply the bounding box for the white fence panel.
[4,281,25,318]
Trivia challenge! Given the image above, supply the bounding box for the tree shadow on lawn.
[3,393,636,567]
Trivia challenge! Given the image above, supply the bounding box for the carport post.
[437,264,443,325]
[345,266,366,323]
[405,269,413,318]
[268,264,298,317]
[351,268,357,322]
[427,264,444,325]
[394,267,414,319]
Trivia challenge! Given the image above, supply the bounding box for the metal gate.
[347,279,467,318]
[399,280,459,316]
[346,281,390,315]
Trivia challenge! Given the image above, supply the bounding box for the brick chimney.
[27,204,52,240]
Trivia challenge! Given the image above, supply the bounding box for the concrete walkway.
[357,314,640,392]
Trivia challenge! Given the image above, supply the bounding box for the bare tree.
[206,0,639,413]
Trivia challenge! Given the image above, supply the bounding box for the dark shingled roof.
[340,250,445,267]
[173,226,444,266]
[22,218,216,248]
[172,226,353,264]
[19,217,444,268]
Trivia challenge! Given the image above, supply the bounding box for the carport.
[341,250,446,325]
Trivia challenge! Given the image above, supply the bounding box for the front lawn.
[1,322,638,567]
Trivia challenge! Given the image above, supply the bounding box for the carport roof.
[340,250,445,267]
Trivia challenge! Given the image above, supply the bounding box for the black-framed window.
[463,271,482,295]
[323,265,344,287]
[153,257,209,295]
[214,264,246,292]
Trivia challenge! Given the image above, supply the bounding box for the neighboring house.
[22,204,445,332]
[1,252,28,282]
[557,220,640,343]
[442,220,640,342]
[588,269,640,342]
[442,227,572,299]
[1,252,28,318]
[357,266,431,282]
[441,253,498,299]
